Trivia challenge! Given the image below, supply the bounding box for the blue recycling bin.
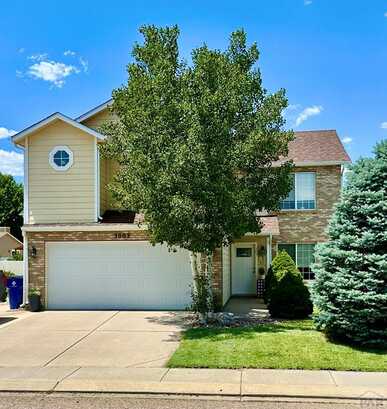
[7,276,23,310]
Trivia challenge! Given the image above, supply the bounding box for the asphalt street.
[0,393,380,409]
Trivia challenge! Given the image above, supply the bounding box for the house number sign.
[115,232,131,239]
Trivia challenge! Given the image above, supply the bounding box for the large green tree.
[312,141,387,346]
[0,173,23,240]
[102,25,293,311]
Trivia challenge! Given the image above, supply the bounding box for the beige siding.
[82,109,114,129]
[28,120,96,223]
[99,156,122,213]
[84,109,122,213]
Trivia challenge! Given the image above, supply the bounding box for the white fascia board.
[22,224,147,232]
[23,136,29,223]
[12,112,106,144]
[22,231,28,304]
[76,99,113,122]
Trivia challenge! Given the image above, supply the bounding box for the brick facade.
[26,229,222,308]
[26,165,341,309]
[273,165,342,245]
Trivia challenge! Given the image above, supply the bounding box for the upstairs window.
[278,243,316,280]
[280,172,316,210]
[49,146,73,171]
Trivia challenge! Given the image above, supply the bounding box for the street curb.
[0,379,386,402]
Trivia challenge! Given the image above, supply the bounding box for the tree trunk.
[189,251,214,321]
[189,251,199,288]
[204,252,214,311]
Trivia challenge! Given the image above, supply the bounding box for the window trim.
[49,145,73,171]
[280,172,316,211]
[276,242,316,280]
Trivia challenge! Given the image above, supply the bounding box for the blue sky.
[1,0,387,183]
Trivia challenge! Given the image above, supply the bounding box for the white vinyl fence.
[0,261,23,275]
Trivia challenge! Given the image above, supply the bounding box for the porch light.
[31,246,37,258]
[257,245,266,257]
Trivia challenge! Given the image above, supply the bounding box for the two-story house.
[12,99,350,310]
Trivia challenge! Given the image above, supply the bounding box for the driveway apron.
[0,311,185,368]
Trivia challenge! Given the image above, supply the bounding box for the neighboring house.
[12,99,350,310]
[0,227,23,259]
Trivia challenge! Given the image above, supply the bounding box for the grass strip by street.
[168,320,387,372]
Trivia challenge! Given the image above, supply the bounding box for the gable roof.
[0,230,23,248]
[76,99,113,123]
[12,112,106,144]
[275,130,351,166]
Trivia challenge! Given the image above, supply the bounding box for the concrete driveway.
[0,311,187,368]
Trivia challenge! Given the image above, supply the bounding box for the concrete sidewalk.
[0,367,385,401]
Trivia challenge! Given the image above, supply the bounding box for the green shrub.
[268,271,313,318]
[264,250,302,303]
[266,250,313,319]
[312,141,387,346]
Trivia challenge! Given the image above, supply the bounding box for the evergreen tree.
[312,141,387,346]
[267,250,313,318]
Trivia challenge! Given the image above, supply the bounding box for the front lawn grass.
[168,320,387,371]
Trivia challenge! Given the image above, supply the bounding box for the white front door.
[231,244,256,295]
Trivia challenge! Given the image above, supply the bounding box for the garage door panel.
[47,242,192,310]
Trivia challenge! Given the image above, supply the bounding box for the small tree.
[0,173,23,240]
[101,25,294,314]
[312,141,387,346]
[267,251,313,318]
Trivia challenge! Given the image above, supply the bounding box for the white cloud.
[28,53,48,62]
[295,105,323,126]
[79,57,89,73]
[0,150,24,177]
[384,12,387,17]
[304,0,313,5]
[285,104,301,112]
[28,60,80,88]
[18,51,88,88]
[64,50,76,56]
[381,122,387,129]
[0,127,17,139]
[341,136,352,144]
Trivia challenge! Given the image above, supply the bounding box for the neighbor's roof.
[275,130,351,166]
[0,230,23,248]
[12,112,106,144]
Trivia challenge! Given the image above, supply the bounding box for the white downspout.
[94,138,100,221]
[22,137,29,305]
[268,233,273,266]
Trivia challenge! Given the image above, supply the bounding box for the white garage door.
[47,241,193,310]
